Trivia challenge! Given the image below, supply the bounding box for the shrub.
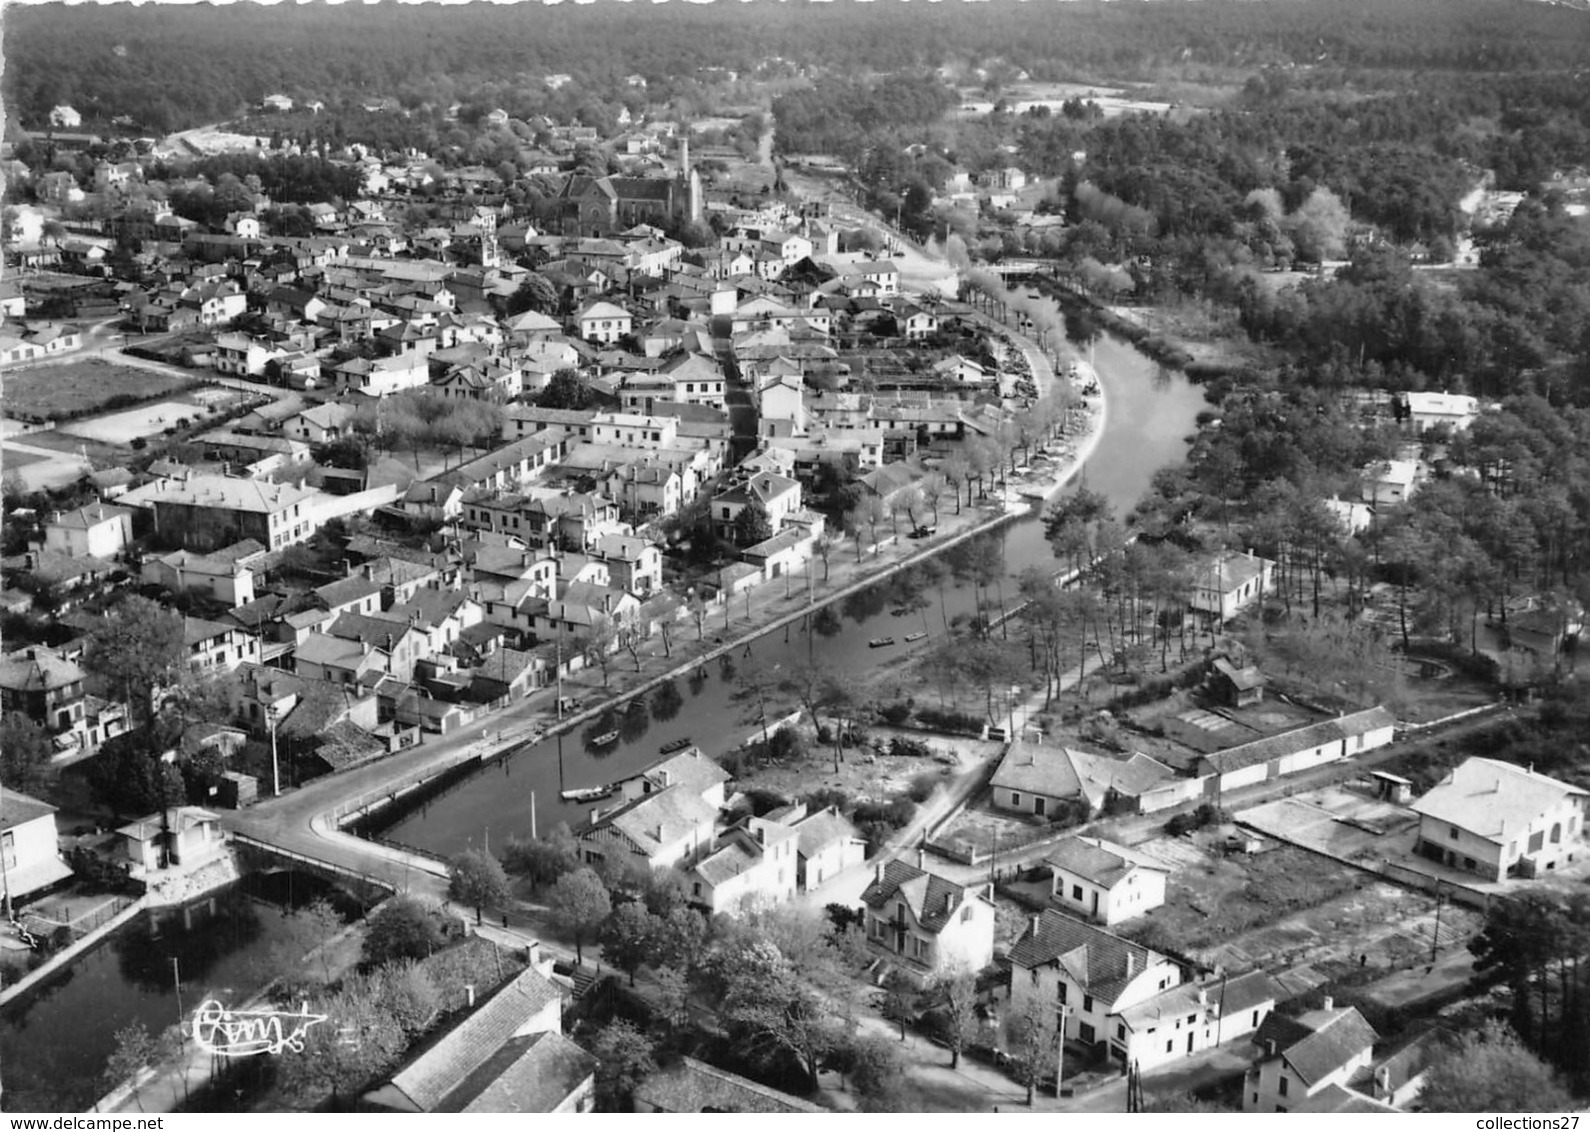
[889,736,932,759]
[914,707,984,735]
[1164,802,1226,837]
[803,786,853,813]
[906,771,940,804]
[878,700,912,726]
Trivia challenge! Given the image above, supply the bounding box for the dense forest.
[7,0,1590,136]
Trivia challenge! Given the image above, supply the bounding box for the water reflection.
[651,678,683,722]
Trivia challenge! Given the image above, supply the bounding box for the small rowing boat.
[560,784,614,803]
[868,637,896,648]
[903,631,927,643]
[590,730,620,747]
[659,737,693,754]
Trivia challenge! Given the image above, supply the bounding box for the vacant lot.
[57,399,207,445]
[4,360,193,421]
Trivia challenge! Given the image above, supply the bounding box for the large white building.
[1410,757,1589,882]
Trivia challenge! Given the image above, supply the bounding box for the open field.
[56,399,209,445]
[3,360,193,421]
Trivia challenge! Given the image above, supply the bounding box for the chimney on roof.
[917,845,926,870]
[1029,913,1041,937]
[1322,995,1334,1013]
[1266,1040,1277,1058]
[875,862,883,885]
[1126,953,1135,977]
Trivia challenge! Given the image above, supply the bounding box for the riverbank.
[222,314,1108,884]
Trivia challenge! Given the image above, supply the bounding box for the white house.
[1189,549,1276,623]
[1045,836,1168,926]
[689,815,800,915]
[0,790,71,903]
[1404,391,1479,434]
[574,301,633,345]
[989,741,1091,818]
[41,504,134,560]
[712,471,802,539]
[579,785,717,871]
[1117,970,1280,1073]
[1361,459,1421,506]
[1007,909,1183,1057]
[1410,757,1589,882]
[1245,1000,1378,1113]
[859,858,996,985]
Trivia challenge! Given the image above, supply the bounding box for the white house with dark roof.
[1046,836,1168,926]
[859,857,996,984]
[577,784,718,871]
[989,740,1092,818]
[1410,757,1589,882]
[1006,909,1183,1053]
[1,789,71,903]
[1404,391,1479,434]
[1245,1000,1378,1113]
[1116,969,1280,1072]
[573,300,632,345]
[711,471,801,539]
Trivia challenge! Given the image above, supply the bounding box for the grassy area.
[1123,844,1361,954]
[3,360,193,421]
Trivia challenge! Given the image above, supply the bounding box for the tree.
[589,1019,658,1112]
[83,595,185,736]
[1005,995,1059,1106]
[717,939,839,1087]
[846,1033,912,1111]
[447,849,511,925]
[539,367,595,410]
[103,1022,155,1112]
[547,866,611,964]
[859,494,889,554]
[506,271,558,315]
[652,964,692,1034]
[600,900,659,985]
[928,966,980,1068]
[0,712,54,794]
[1420,1022,1573,1112]
[502,823,580,890]
[733,496,774,547]
[361,894,444,969]
[878,969,921,1040]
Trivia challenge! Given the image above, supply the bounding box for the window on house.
[1278,1077,1289,1097]
[1078,1023,1095,1043]
[961,905,972,923]
[1450,825,1460,841]
[1116,1024,1126,1041]
[1072,884,1083,901]
[1166,1041,1173,1054]
[1010,791,1022,807]
[1082,995,1093,1013]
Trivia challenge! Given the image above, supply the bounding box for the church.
[556,142,702,238]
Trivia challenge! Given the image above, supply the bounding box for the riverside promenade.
[220,313,1103,892]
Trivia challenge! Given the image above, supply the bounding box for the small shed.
[1211,658,1265,707]
[216,771,259,809]
[1370,770,1414,805]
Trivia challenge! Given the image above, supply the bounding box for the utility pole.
[1055,1002,1068,1099]
[267,704,281,798]
[172,956,184,1038]
[1430,880,1444,966]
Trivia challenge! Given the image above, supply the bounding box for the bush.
[1164,802,1226,837]
[913,707,984,735]
[888,736,932,759]
[878,700,913,726]
[803,786,853,813]
[906,771,941,804]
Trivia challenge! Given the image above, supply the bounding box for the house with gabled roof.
[688,814,801,915]
[1045,836,1168,926]
[1007,909,1184,1054]
[573,300,632,345]
[711,471,801,539]
[1409,757,1589,882]
[859,857,996,984]
[635,1057,823,1114]
[780,803,866,892]
[1189,549,1276,624]
[1116,969,1281,1072]
[364,960,570,1112]
[577,783,718,871]
[0,790,72,903]
[1245,999,1378,1113]
[1196,706,1396,792]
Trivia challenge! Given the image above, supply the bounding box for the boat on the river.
[868,636,895,648]
[903,631,927,643]
[560,784,615,803]
[659,736,693,754]
[590,730,620,747]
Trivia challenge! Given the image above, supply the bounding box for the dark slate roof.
[1044,837,1163,889]
[1220,969,1284,1017]
[1284,1008,1379,1087]
[437,1030,596,1113]
[1200,707,1396,775]
[634,1057,823,1114]
[1007,909,1161,1007]
[1,790,57,831]
[859,859,976,935]
[1291,1083,1398,1113]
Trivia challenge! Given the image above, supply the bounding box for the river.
[380,330,1207,858]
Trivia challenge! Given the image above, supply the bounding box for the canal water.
[0,873,352,1113]
[381,331,1207,858]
